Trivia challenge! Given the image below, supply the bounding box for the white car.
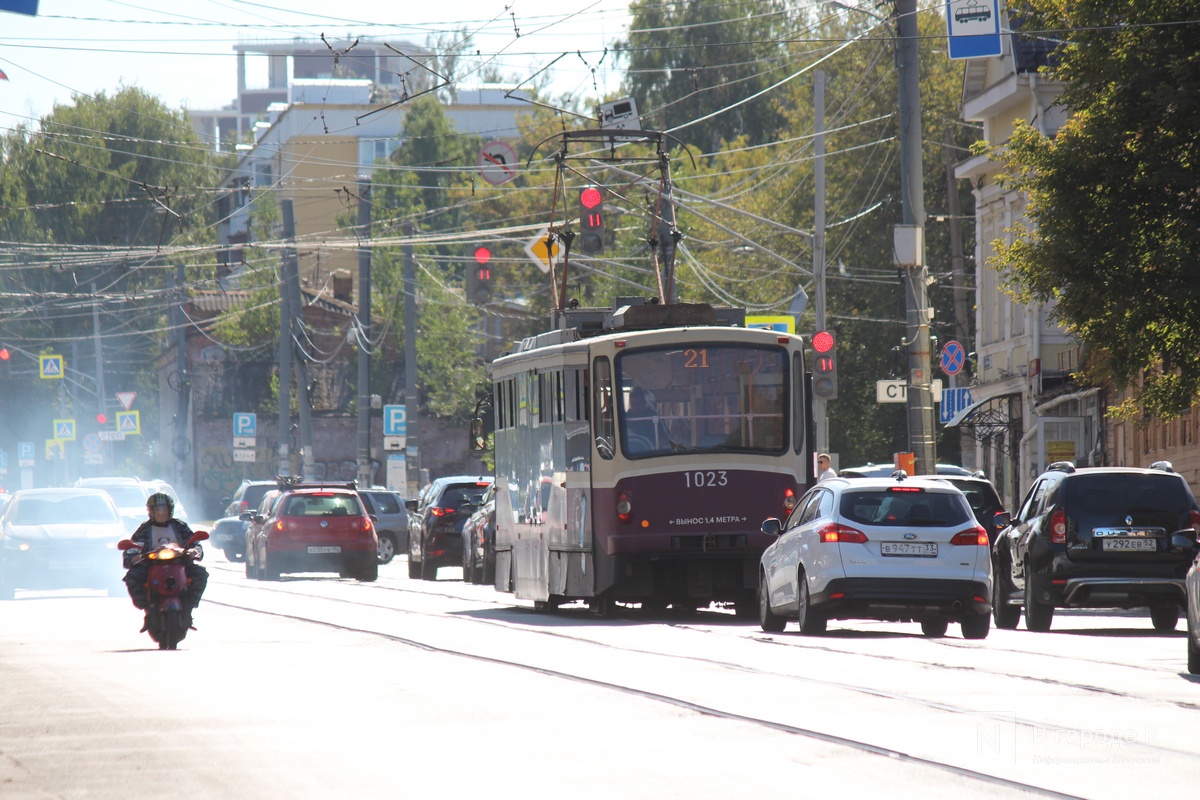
[758,473,993,639]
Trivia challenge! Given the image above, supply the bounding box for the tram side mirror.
[469,418,486,452]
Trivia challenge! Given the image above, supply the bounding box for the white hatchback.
[758,473,993,638]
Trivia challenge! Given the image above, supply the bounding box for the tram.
[484,298,816,615]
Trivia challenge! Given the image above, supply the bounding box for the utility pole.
[813,70,828,456]
[356,178,372,488]
[402,220,419,498]
[895,0,936,474]
[174,264,190,486]
[277,201,294,477]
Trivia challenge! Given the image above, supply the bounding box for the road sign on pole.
[524,228,560,274]
[940,340,966,375]
[939,387,975,424]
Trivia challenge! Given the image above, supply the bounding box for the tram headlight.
[616,491,633,525]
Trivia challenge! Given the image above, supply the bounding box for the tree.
[989,0,1200,418]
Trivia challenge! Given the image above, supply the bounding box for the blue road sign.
[940,387,975,425]
[946,0,1001,60]
[233,413,257,437]
[0,1,39,17]
[940,340,966,376]
[383,405,407,436]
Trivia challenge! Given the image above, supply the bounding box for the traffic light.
[811,330,838,400]
[97,412,108,425]
[465,246,494,305]
[578,185,605,254]
[0,346,9,361]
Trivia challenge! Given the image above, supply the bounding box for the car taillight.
[616,491,632,524]
[430,507,450,517]
[950,526,988,546]
[817,523,867,543]
[1190,509,1200,533]
[1050,508,1066,544]
[359,516,373,532]
[783,487,798,513]
[239,501,249,513]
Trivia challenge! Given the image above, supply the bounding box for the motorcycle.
[118,530,208,650]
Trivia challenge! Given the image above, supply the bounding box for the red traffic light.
[0,347,9,361]
[97,413,108,424]
[812,331,834,353]
[580,186,603,209]
[474,246,492,264]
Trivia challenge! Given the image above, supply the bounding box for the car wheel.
[992,554,1021,630]
[1023,563,1053,632]
[376,534,396,566]
[224,547,245,563]
[0,570,16,601]
[758,573,786,633]
[262,551,281,581]
[961,612,990,640]
[420,550,435,581]
[1149,604,1179,632]
[482,551,495,585]
[920,617,949,637]
[356,553,379,583]
[1188,615,1200,675]
[795,569,826,635]
[462,538,473,578]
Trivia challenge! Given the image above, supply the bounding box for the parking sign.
[233,413,257,438]
[383,405,407,436]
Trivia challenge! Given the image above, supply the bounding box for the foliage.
[989,0,1200,418]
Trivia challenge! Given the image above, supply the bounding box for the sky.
[0,0,633,132]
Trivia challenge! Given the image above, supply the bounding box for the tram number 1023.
[684,470,728,488]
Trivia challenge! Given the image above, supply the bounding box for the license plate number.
[307,546,341,554]
[1102,538,1156,552]
[881,542,938,557]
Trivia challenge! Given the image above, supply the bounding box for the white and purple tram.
[487,301,816,614]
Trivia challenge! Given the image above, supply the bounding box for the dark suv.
[993,462,1200,632]
[406,476,492,581]
[223,479,277,518]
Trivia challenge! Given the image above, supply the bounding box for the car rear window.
[282,493,363,517]
[1063,474,1190,514]
[366,492,402,514]
[840,490,971,527]
[440,485,490,508]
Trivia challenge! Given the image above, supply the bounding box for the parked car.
[406,475,493,581]
[74,476,152,534]
[210,515,249,562]
[461,485,496,585]
[0,487,128,599]
[223,479,278,518]
[758,474,992,639]
[358,487,408,565]
[934,474,1008,546]
[992,461,1200,632]
[245,482,377,582]
[241,489,282,578]
[1187,553,1200,674]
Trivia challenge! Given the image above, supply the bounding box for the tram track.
[204,564,1200,777]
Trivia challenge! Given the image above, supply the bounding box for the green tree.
[989,0,1200,418]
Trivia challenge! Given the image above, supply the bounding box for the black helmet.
[147,491,174,514]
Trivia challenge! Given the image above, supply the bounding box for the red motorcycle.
[118,530,208,650]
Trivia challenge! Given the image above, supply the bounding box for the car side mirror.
[761,518,782,536]
[1169,533,1199,553]
[239,511,253,521]
[994,511,1011,529]
[252,514,265,524]
[369,514,378,523]
[404,499,418,512]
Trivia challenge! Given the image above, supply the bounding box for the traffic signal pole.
[813,70,828,456]
[896,0,937,474]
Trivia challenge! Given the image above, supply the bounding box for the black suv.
[405,476,492,581]
[936,475,1008,546]
[993,462,1200,632]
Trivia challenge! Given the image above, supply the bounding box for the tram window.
[793,352,805,453]
[593,357,615,460]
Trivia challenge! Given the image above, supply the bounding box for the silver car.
[758,474,993,639]
[0,488,128,599]
[359,488,408,564]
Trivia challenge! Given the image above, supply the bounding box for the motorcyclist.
[123,492,208,621]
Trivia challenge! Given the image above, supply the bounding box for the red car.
[246,483,378,582]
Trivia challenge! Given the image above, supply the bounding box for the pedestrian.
[818,453,837,482]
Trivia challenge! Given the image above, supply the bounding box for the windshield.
[616,344,788,457]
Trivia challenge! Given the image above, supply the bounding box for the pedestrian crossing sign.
[40,354,64,379]
[53,419,76,441]
[116,410,141,436]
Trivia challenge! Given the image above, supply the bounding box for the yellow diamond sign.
[524,228,560,274]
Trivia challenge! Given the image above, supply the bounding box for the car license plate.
[1102,538,1156,552]
[307,546,341,554]
[881,542,937,557]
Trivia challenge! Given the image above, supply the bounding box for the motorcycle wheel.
[160,610,185,650]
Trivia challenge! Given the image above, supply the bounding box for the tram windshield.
[614,344,788,457]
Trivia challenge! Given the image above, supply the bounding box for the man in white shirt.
[818,453,838,482]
